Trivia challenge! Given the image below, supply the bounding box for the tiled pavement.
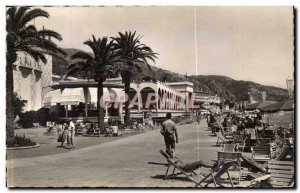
[7,122,234,188]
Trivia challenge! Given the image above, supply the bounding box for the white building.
[13,52,53,111]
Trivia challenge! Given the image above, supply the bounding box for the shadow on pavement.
[150,175,192,182]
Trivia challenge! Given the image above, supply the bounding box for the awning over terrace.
[61,88,85,105]
[42,87,126,107]
[43,89,62,107]
[88,88,126,104]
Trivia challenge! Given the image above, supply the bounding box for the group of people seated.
[206,111,294,148]
[74,118,121,137]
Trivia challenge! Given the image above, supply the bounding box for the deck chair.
[220,143,236,152]
[93,128,100,137]
[233,135,248,153]
[251,142,272,162]
[112,126,122,136]
[240,160,294,188]
[266,160,294,187]
[195,160,236,187]
[105,127,113,137]
[217,151,242,184]
[159,150,207,184]
[216,132,233,145]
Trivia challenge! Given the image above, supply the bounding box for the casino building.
[14,52,220,122]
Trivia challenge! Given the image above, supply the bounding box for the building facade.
[13,52,53,111]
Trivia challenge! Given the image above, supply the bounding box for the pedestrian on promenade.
[196,113,201,125]
[68,120,75,149]
[59,122,69,147]
[160,113,178,158]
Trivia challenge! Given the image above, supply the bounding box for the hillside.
[52,48,289,102]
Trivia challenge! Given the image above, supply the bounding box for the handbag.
[57,133,63,142]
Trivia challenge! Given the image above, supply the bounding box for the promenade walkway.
[7,121,219,187]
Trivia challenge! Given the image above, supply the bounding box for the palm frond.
[70,51,93,61]
[20,8,49,28]
[37,29,63,41]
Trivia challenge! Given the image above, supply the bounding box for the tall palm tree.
[6,7,66,138]
[112,31,158,125]
[66,36,118,131]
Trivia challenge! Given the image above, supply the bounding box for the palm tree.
[112,31,158,125]
[66,36,118,131]
[6,7,66,138]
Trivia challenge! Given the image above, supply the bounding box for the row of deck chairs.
[159,150,294,188]
[215,126,277,162]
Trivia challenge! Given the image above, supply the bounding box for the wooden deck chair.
[233,135,248,153]
[112,126,122,136]
[216,132,233,145]
[220,143,236,152]
[105,127,112,137]
[159,150,200,184]
[267,160,294,187]
[93,127,100,137]
[195,160,236,187]
[240,160,294,188]
[251,143,272,162]
[217,151,242,184]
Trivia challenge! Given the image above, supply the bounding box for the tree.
[12,92,25,116]
[112,31,158,125]
[66,36,118,131]
[6,7,66,138]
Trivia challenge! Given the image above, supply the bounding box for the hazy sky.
[34,6,294,88]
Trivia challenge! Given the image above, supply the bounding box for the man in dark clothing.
[161,113,178,158]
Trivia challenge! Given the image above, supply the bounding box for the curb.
[6,143,40,150]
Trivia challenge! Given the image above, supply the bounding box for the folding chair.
[233,135,247,153]
[195,160,236,187]
[217,151,242,184]
[216,132,233,145]
[159,150,202,184]
[251,142,272,162]
[220,143,236,152]
[112,126,122,136]
[105,127,113,137]
[239,160,294,188]
[93,127,100,137]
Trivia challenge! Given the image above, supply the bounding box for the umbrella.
[244,101,277,111]
[261,100,294,112]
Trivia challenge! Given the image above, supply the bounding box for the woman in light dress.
[60,123,69,147]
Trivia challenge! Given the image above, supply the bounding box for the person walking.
[68,120,75,149]
[60,122,69,147]
[196,113,201,125]
[160,113,178,158]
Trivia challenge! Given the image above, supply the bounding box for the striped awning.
[89,88,125,104]
[60,88,85,105]
[109,88,126,102]
[88,88,111,104]
[43,89,61,107]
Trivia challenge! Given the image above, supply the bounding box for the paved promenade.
[7,121,220,188]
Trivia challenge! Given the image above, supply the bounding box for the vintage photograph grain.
[6,6,295,188]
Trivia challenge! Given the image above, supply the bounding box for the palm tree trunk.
[124,76,131,126]
[97,81,105,132]
[6,61,15,139]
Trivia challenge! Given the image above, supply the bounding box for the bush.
[6,134,36,148]
[36,107,51,127]
[19,111,38,128]
[18,107,59,128]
